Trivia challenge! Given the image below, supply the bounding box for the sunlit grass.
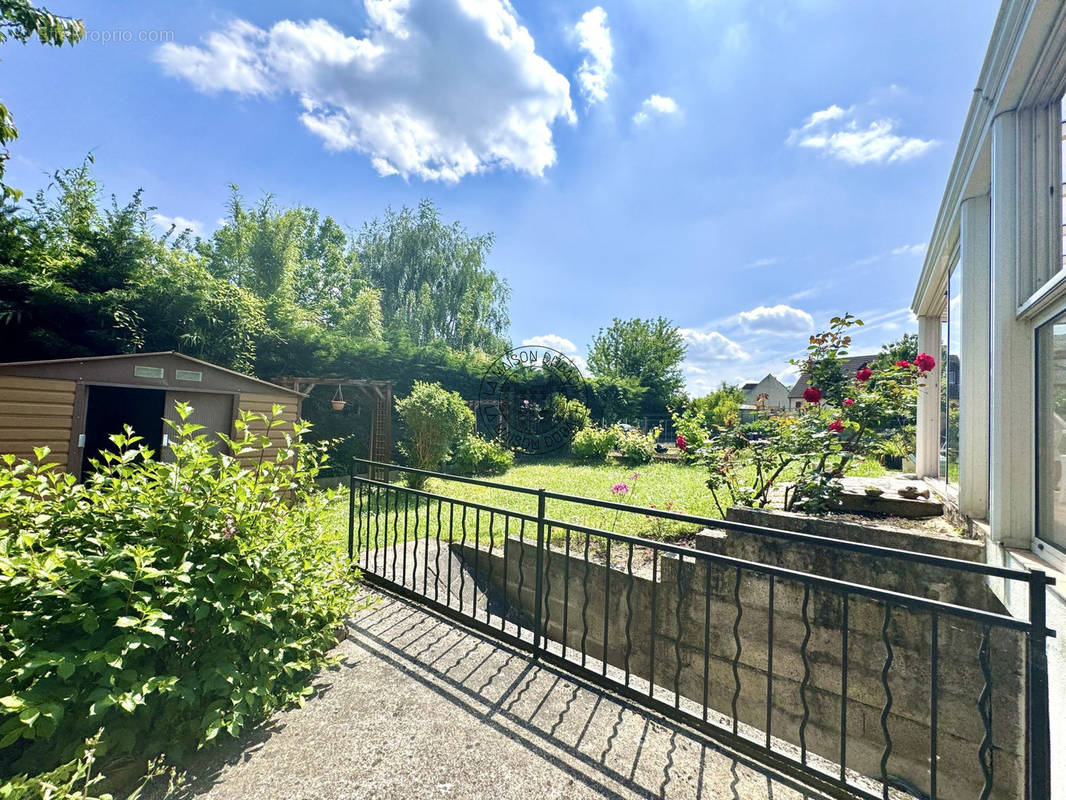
[322,454,890,552]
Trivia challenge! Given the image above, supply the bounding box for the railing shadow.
[347,591,833,800]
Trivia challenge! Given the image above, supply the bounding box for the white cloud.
[573,7,612,106]
[151,213,204,236]
[743,257,778,270]
[521,334,578,354]
[679,328,750,395]
[157,2,576,183]
[736,304,814,334]
[633,94,680,126]
[787,103,936,165]
[891,242,927,257]
[679,329,749,362]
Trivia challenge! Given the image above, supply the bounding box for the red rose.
[843,398,854,406]
[894,360,911,368]
[914,352,936,372]
[803,387,822,404]
[855,366,873,382]
[676,434,687,451]
[828,419,844,433]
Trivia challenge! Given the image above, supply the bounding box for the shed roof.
[0,352,303,398]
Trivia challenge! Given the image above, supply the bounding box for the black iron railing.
[347,458,1054,800]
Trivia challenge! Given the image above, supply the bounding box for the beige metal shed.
[0,352,303,477]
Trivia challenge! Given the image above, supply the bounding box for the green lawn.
[323,455,889,550]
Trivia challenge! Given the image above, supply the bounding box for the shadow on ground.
[150,592,832,800]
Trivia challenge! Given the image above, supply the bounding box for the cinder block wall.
[452,537,1026,800]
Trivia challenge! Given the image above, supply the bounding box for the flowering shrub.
[786,315,933,511]
[702,415,822,513]
[0,404,357,782]
[701,315,933,514]
[913,352,936,372]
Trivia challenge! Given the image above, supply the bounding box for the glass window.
[939,266,961,486]
[1037,308,1066,551]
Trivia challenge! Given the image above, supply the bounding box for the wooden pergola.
[277,377,394,477]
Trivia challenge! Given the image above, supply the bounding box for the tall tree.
[1,0,84,202]
[203,189,380,346]
[0,160,265,370]
[587,317,687,410]
[356,199,509,353]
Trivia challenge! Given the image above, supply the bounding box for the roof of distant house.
[788,354,878,397]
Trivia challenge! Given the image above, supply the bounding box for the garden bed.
[724,506,978,559]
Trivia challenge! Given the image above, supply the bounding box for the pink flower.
[855,366,873,382]
[914,352,936,373]
[631,472,640,480]
[894,360,911,369]
[611,482,629,495]
[803,387,822,404]
[843,398,855,406]
[676,434,687,451]
[828,419,845,433]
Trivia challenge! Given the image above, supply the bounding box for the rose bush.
[700,314,933,514]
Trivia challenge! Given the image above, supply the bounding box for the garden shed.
[0,352,303,477]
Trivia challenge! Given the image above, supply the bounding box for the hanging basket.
[331,385,346,411]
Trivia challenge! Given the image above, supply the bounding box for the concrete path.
[162,591,832,800]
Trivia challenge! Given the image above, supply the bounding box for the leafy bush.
[0,404,357,780]
[569,426,620,462]
[0,732,176,800]
[447,434,514,476]
[615,426,657,465]
[395,381,475,488]
[548,396,591,433]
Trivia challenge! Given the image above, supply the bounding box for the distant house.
[740,374,789,411]
[787,354,879,409]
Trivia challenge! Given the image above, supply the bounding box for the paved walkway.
[164,591,831,800]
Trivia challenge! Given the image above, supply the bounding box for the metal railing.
[347,458,1054,800]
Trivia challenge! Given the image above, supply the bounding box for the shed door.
[80,386,166,477]
[162,391,234,459]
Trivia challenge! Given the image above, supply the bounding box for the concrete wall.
[983,541,1063,800]
[453,536,1027,800]
[724,508,983,562]
[720,508,997,611]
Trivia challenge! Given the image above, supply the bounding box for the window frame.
[1035,305,1066,559]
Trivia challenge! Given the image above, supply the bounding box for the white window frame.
[1032,297,1066,562]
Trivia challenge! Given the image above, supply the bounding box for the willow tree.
[356,199,510,353]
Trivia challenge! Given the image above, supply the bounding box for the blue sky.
[3,0,998,393]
